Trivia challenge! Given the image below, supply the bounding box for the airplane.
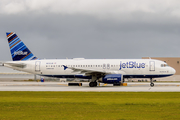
[1,32,176,87]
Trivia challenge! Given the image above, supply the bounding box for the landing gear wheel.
[150,83,154,87]
[89,82,94,87]
[150,78,154,87]
[89,82,97,87]
[123,78,125,83]
[94,82,97,87]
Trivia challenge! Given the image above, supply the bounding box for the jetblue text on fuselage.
[119,61,145,70]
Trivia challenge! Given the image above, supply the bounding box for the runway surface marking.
[0,82,180,92]
[129,84,147,87]
[58,83,68,86]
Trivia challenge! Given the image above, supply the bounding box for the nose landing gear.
[150,82,154,87]
[150,78,154,87]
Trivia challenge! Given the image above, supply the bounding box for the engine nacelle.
[100,74,122,84]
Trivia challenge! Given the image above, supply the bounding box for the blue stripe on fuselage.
[123,74,173,78]
[41,74,173,79]
[42,75,92,79]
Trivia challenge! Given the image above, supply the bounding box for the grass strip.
[0,92,179,120]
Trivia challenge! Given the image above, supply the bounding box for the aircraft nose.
[171,67,176,75]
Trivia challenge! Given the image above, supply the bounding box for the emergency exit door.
[149,61,155,71]
[35,61,41,72]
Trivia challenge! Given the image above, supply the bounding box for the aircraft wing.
[63,65,125,75]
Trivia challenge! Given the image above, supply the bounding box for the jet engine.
[99,74,122,84]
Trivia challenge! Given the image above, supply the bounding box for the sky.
[1,0,180,62]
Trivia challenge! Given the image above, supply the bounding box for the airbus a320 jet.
[1,32,176,87]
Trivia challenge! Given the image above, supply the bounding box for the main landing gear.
[89,82,98,87]
[150,78,154,87]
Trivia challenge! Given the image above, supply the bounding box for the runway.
[0,82,180,92]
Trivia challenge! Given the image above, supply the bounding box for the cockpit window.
[161,64,169,67]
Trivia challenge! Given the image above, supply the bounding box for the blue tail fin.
[6,32,38,61]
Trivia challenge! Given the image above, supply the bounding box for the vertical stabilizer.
[6,32,38,61]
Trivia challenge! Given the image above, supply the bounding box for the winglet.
[63,65,68,70]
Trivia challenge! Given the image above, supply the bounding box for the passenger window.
[103,64,106,69]
[161,64,168,67]
[107,64,110,69]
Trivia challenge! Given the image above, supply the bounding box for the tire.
[94,82,97,87]
[89,82,94,87]
[150,83,154,87]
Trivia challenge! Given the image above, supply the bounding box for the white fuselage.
[4,59,176,79]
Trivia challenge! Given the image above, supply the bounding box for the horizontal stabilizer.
[5,63,26,68]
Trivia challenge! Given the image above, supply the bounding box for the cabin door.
[149,61,155,71]
[35,61,41,72]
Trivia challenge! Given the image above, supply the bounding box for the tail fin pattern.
[6,32,38,61]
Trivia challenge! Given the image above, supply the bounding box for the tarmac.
[0,82,180,92]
